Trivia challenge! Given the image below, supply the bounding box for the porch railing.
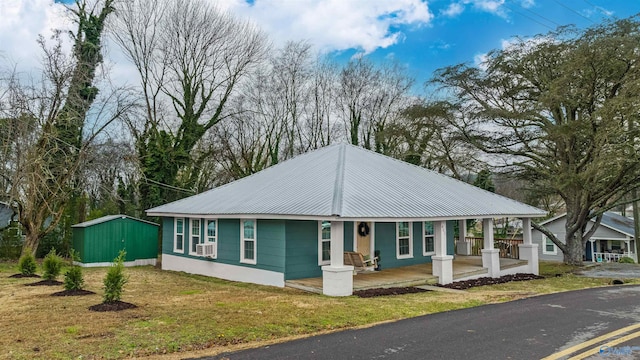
[592,252,635,263]
[464,237,523,259]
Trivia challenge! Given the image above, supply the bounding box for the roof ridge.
[342,143,542,213]
[331,143,346,216]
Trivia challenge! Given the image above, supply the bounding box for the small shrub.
[619,257,635,264]
[42,248,63,280]
[18,250,37,276]
[103,250,128,303]
[64,266,85,290]
[64,249,84,290]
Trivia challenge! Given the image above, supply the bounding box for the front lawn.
[0,261,633,359]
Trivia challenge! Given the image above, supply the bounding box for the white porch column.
[481,218,500,277]
[456,220,471,255]
[322,221,354,296]
[590,240,595,262]
[432,220,453,285]
[518,218,539,275]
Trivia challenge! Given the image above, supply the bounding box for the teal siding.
[255,219,285,273]
[161,217,174,254]
[162,217,286,273]
[217,219,240,263]
[344,222,354,251]
[284,220,320,280]
[374,221,455,270]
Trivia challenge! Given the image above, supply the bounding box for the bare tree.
[0,0,131,255]
[112,0,268,209]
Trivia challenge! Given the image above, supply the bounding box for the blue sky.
[3,0,640,93]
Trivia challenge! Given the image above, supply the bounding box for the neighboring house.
[0,201,15,230]
[147,143,546,296]
[72,215,159,267]
[532,212,636,263]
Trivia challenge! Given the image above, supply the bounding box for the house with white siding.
[533,212,636,263]
[147,143,546,296]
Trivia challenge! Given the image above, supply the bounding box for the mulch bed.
[438,273,544,290]
[51,289,96,296]
[25,279,63,286]
[88,301,137,312]
[353,286,430,298]
[9,274,41,278]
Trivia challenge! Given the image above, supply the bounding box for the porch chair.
[343,251,377,272]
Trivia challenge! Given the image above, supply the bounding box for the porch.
[286,256,528,294]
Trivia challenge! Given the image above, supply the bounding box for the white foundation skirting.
[161,253,285,287]
[74,258,157,268]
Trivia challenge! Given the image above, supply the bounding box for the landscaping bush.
[619,257,635,264]
[17,250,37,276]
[103,250,128,303]
[42,248,63,280]
[64,249,84,290]
[64,266,85,290]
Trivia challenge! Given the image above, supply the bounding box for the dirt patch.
[51,289,96,296]
[438,273,544,290]
[9,274,41,279]
[25,279,63,286]
[88,301,137,312]
[353,287,430,298]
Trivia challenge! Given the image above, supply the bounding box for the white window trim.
[542,234,558,255]
[189,218,202,255]
[318,221,331,266]
[423,221,435,256]
[240,219,257,265]
[174,217,185,253]
[206,219,218,259]
[396,221,413,259]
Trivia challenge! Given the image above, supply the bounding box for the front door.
[356,221,372,257]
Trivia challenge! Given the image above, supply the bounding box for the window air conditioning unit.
[196,243,215,258]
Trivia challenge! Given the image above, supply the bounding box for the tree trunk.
[563,232,584,265]
[633,189,640,263]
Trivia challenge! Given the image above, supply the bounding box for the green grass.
[0,261,634,359]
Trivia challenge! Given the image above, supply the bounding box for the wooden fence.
[464,237,523,259]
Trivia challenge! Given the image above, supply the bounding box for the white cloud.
[0,0,73,70]
[212,0,433,54]
[442,3,464,17]
[520,0,535,9]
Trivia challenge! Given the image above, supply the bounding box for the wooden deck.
[285,256,528,294]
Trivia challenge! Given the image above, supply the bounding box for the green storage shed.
[72,215,159,267]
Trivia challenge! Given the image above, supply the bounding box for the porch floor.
[285,256,527,294]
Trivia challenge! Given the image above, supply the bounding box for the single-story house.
[0,201,15,230]
[532,211,636,263]
[72,215,159,267]
[147,143,546,296]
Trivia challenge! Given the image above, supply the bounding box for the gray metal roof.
[599,212,635,237]
[72,214,159,228]
[147,143,546,219]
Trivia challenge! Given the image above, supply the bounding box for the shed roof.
[72,214,159,228]
[147,143,545,220]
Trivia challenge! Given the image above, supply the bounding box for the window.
[190,218,202,255]
[206,219,217,258]
[241,219,257,264]
[423,221,435,255]
[396,221,413,259]
[542,234,557,255]
[174,218,185,253]
[318,221,331,265]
